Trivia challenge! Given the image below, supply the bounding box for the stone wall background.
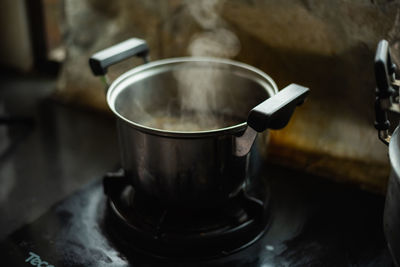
[56,0,400,193]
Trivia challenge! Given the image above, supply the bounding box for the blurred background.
[1,0,400,238]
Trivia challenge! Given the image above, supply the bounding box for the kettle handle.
[374,39,399,145]
[89,38,149,87]
[234,84,309,157]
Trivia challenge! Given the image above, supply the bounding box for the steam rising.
[139,0,242,131]
[171,0,241,131]
[188,29,241,58]
[186,0,225,29]
[186,0,240,58]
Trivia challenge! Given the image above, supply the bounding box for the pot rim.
[107,57,278,138]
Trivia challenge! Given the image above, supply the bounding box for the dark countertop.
[0,73,393,266]
[0,73,119,240]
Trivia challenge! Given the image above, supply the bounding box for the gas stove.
[0,164,392,266]
[103,169,270,260]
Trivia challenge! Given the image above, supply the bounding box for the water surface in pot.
[139,112,244,131]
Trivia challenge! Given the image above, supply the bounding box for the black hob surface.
[0,164,392,267]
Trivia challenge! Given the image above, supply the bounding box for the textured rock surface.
[56,0,400,192]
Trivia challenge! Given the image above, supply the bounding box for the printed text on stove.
[26,252,55,267]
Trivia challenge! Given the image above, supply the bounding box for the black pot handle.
[234,84,309,157]
[89,38,149,77]
[248,84,309,132]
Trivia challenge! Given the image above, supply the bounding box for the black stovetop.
[0,163,392,267]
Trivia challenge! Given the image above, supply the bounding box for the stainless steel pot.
[375,39,400,266]
[386,127,400,267]
[89,38,309,207]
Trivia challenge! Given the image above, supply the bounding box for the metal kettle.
[374,39,400,267]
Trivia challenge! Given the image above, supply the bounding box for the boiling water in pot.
[140,113,243,132]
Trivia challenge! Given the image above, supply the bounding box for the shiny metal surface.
[234,127,258,157]
[385,126,400,267]
[106,57,278,206]
[117,119,250,205]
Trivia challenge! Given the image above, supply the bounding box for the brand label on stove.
[25,252,55,267]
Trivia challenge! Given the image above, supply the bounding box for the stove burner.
[102,171,271,260]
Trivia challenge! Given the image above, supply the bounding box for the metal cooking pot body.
[385,126,400,267]
[117,120,248,205]
[90,38,309,207]
[110,57,274,206]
